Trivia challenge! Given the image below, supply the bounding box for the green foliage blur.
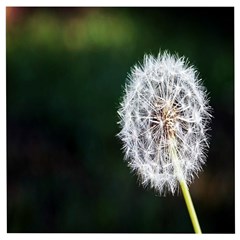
[7,7,234,233]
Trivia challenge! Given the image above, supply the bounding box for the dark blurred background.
[7,7,234,233]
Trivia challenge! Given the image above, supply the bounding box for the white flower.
[117,51,212,195]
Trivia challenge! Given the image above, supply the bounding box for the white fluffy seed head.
[117,51,212,195]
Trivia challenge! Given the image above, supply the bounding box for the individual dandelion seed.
[117,50,212,233]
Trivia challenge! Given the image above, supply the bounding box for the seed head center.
[158,102,178,139]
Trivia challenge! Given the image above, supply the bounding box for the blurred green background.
[7,7,234,233]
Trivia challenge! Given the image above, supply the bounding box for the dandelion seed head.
[117,51,212,195]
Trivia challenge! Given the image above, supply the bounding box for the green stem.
[179,179,202,233]
[169,138,202,234]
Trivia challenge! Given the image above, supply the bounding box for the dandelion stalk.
[117,51,212,233]
[169,138,201,233]
[180,179,201,233]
